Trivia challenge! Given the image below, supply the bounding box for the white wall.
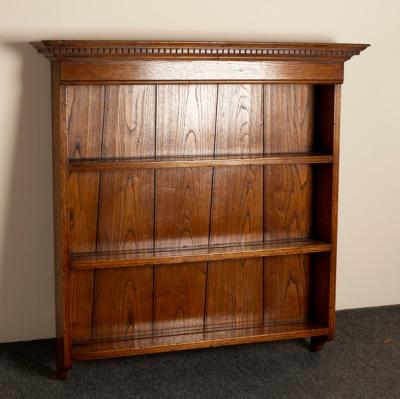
[0,0,399,342]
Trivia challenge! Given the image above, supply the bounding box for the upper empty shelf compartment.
[69,153,333,172]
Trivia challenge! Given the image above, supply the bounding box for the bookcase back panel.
[70,254,318,342]
[264,254,311,324]
[64,83,331,343]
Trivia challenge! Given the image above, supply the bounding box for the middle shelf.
[69,152,333,172]
[70,238,331,269]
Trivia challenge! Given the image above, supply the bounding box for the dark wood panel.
[210,166,263,244]
[211,84,263,244]
[69,271,94,341]
[156,84,217,157]
[156,168,212,248]
[102,85,155,158]
[53,75,72,377]
[264,84,314,153]
[60,61,344,83]
[215,84,263,154]
[154,263,207,332]
[65,85,105,159]
[155,84,216,247]
[264,164,312,240]
[97,170,154,252]
[264,255,311,323]
[68,172,100,252]
[206,259,263,328]
[92,267,153,339]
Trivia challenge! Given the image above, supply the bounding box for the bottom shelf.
[72,321,328,361]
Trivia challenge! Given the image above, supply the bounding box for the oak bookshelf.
[32,40,368,378]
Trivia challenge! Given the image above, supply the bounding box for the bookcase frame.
[32,40,368,379]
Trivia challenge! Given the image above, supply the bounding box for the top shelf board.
[69,153,333,172]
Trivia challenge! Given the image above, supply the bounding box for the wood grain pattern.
[215,85,263,155]
[34,40,368,375]
[154,85,215,335]
[264,255,311,323]
[156,85,217,157]
[71,239,331,269]
[206,259,263,328]
[154,263,207,332]
[207,85,264,329]
[264,164,312,240]
[264,84,314,153]
[155,85,215,247]
[97,170,154,252]
[69,153,334,172]
[68,172,100,252]
[73,321,329,361]
[155,168,212,248]
[59,61,345,83]
[93,267,153,339]
[102,85,155,158]
[69,271,94,341]
[53,70,72,378]
[65,85,105,159]
[211,84,263,244]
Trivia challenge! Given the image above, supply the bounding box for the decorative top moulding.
[31,40,369,62]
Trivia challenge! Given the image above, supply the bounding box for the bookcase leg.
[56,368,69,380]
[310,335,328,352]
[55,337,72,380]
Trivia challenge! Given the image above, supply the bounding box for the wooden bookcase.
[32,40,368,378]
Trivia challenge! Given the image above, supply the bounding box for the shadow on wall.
[0,41,55,342]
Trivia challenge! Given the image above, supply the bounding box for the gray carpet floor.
[0,305,399,399]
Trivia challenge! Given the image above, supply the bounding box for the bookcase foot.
[56,368,69,380]
[310,336,328,352]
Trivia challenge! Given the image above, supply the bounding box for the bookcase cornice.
[31,40,369,62]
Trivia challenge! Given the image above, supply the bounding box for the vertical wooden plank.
[154,85,217,333]
[65,85,105,159]
[53,66,72,377]
[264,255,311,324]
[264,164,312,241]
[93,85,156,342]
[97,170,154,252]
[207,84,264,329]
[206,259,263,328]
[68,172,100,252]
[102,85,155,158]
[97,84,156,252]
[69,270,94,341]
[155,167,212,248]
[263,84,314,328]
[68,172,98,341]
[311,84,341,339]
[156,85,217,157]
[264,84,314,153]
[93,267,153,339]
[154,263,207,333]
[211,84,263,244]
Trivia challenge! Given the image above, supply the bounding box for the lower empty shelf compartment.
[71,238,331,269]
[72,321,328,361]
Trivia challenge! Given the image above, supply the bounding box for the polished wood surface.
[69,153,333,172]
[32,40,368,378]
